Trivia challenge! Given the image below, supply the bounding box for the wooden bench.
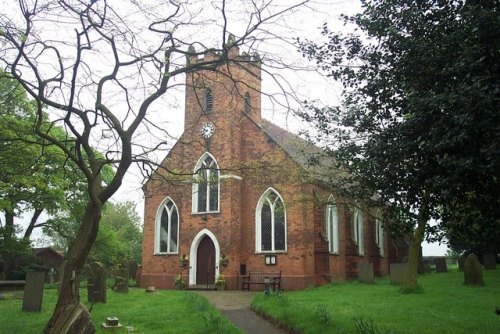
[241,271,281,291]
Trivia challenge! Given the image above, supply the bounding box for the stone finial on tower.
[186,44,197,64]
[252,52,262,63]
[225,33,240,58]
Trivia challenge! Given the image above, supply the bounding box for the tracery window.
[192,153,219,213]
[256,188,286,252]
[155,198,179,254]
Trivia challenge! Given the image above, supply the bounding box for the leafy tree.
[298,0,499,289]
[0,1,309,331]
[0,70,88,239]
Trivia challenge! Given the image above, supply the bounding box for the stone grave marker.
[464,253,484,285]
[22,271,45,312]
[128,261,138,280]
[390,263,409,284]
[357,262,374,283]
[458,255,466,271]
[434,257,448,273]
[114,266,129,293]
[483,254,496,270]
[86,262,106,303]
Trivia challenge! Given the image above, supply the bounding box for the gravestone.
[483,254,496,270]
[464,253,484,285]
[114,266,129,293]
[128,261,138,280]
[458,255,466,271]
[390,263,409,284]
[357,263,374,283]
[434,257,448,273]
[22,272,45,312]
[86,262,106,303]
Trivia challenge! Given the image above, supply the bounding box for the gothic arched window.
[204,88,213,114]
[155,197,179,254]
[326,195,339,254]
[353,207,364,255]
[192,153,219,213]
[256,188,286,252]
[244,92,251,114]
[375,219,384,257]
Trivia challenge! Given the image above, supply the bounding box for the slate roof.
[260,119,336,182]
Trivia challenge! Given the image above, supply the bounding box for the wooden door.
[196,236,216,285]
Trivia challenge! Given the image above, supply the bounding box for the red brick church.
[140,41,403,290]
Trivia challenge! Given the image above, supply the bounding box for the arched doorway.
[189,229,220,286]
[196,236,216,285]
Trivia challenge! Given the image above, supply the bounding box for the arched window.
[192,153,219,213]
[326,195,339,254]
[256,188,286,252]
[375,219,384,257]
[155,198,179,254]
[353,207,364,255]
[244,92,251,114]
[204,88,213,114]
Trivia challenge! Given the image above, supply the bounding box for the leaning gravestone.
[357,263,374,283]
[390,263,409,284]
[464,253,484,285]
[22,272,45,312]
[86,262,106,303]
[483,254,496,270]
[114,266,129,293]
[434,257,448,273]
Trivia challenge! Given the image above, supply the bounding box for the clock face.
[201,122,214,139]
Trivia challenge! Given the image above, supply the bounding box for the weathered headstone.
[22,272,45,312]
[86,262,106,303]
[357,263,374,283]
[464,253,484,285]
[114,266,129,293]
[434,257,448,273]
[417,258,425,275]
[128,261,138,280]
[390,263,409,284]
[458,255,466,271]
[483,254,496,270]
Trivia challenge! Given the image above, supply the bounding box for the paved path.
[195,291,287,334]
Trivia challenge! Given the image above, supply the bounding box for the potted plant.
[215,274,226,291]
[219,254,229,267]
[179,254,189,267]
[174,274,185,290]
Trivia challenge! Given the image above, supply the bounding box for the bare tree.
[0,0,309,332]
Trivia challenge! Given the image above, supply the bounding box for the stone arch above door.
[189,228,220,286]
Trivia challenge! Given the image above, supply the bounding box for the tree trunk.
[5,209,14,227]
[405,195,429,291]
[23,207,43,239]
[43,199,102,334]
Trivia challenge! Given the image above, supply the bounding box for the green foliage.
[87,201,142,266]
[252,270,500,334]
[0,225,37,279]
[314,304,332,327]
[298,1,499,254]
[0,289,242,333]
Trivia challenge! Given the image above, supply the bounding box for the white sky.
[2,0,447,255]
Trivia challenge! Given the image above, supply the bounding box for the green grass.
[252,269,500,334]
[0,287,242,334]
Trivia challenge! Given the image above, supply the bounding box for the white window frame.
[375,219,384,257]
[192,152,220,214]
[255,187,287,253]
[326,195,339,254]
[353,207,364,256]
[154,197,179,255]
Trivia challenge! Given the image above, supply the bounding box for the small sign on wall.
[265,255,277,265]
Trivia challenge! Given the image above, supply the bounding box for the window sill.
[153,252,178,256]
[255,250,287,254]
[191,211,220,215]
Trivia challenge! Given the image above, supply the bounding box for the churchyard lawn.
[252,268,500,333]
[0,287,241,333]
